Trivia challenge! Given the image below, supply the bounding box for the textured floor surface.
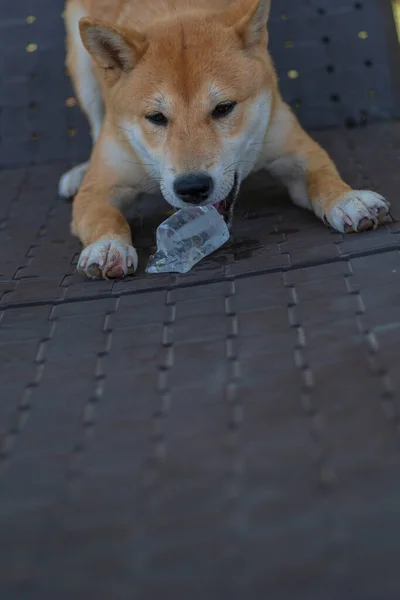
[2,122,400,598]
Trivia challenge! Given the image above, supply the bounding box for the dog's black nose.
[174,173,213,203]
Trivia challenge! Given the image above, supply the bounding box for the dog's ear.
[79,17,147,73]
[222,0,270,47]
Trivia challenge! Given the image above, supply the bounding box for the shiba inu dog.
[60,0,389,279]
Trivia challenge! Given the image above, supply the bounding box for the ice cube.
[146,206,230,274]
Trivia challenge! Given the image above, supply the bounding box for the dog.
[59,0,390,279]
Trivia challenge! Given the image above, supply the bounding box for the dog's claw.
[78,240,138,280]
[323,190,389,233]
[86,263,103,279]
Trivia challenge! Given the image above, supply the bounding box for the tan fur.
[61,0,389,279]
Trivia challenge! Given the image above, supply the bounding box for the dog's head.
[80,0,274,218]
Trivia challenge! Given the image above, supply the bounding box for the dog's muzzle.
[213,172,240,223]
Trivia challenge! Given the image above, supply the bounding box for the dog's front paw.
[78,239,138,280]
[323,190,390,233]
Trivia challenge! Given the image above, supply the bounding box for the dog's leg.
[264,102,389,232]
[59,0,105,199]
[72,145,139,280]
[59,161,91,199]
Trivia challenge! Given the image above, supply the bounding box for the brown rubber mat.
[2,123,400,598]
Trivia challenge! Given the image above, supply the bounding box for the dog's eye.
[146,112,168,126]
[212,101,237,119]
